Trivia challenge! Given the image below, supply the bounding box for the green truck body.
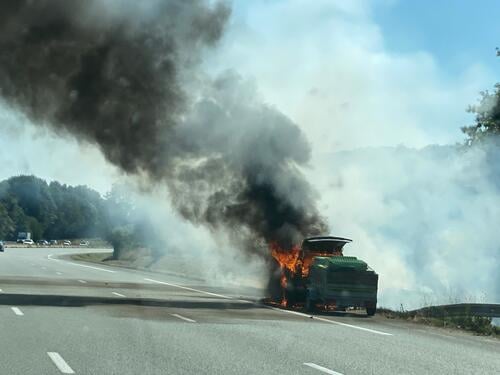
[306,255,378,315]
[269,236,379,316]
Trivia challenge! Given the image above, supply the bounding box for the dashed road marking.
[77,279,87,284]
[112,292,126,297]
[11,307,24,316]
[47,352,75,374]
[144,278,231,299]
[304,363,343,375]
[171,313,196,323]
[56,272,63,275]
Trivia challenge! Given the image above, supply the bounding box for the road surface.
[0,247,498,374]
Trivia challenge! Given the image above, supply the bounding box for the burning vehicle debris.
[268,236,379,315]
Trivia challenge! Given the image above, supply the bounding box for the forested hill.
[0,175,109,241]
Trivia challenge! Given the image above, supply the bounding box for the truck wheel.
[366,307,376,316]
[305,293,317,313]
[266,259,283,302]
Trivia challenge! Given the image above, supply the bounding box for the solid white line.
[77,279,87,284]
[112,292,126,297]
[66,261,115,273]
[304,363,344,375]
[144,278,231,299]
[48,254,115,273]
[47,352,75,374]
[171,313,196,323]
[267,306,392,336]
[11,307,24,316]
[144,278,392,336]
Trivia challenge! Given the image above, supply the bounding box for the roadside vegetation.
[379,307,499,337]
[0,176,156,259]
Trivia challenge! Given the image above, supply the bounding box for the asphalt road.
[0,247,498,375]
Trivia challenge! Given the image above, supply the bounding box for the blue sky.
[216,0,498,150]
[374,0,500,77]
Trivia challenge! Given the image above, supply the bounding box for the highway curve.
[0,247,498,375]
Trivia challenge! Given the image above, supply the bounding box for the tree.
[462,51,500,145]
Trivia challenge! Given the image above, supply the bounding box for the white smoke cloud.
[0,102,118,193]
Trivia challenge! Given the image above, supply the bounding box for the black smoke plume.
[0,0,327,254]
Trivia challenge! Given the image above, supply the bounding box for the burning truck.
[268,236,379,315]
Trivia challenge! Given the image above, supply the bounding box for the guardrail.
[410,303,500,318]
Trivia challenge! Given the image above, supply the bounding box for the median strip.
[303,362,343,375]
[47,352,75,374]
[11,306,24,316]
[171,313,196,323]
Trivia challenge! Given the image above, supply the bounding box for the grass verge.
[379,307,499,337]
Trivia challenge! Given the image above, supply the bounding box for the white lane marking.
[56,272,63,275]
[48,254,115,273]
[267,306,392,336]
[77,279,87,284]
[11,307,24,316]
[144,278,231,299]
[145,278,391,336]
[0,288,3,292]
[112,292,126,297]
[66,262,115,273]
[304,363,343,375]
[47,352,75,374]
[171,313,196,323]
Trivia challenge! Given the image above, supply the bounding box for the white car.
[79,241,89,247]
[22,239,35,246]
[63,240,72,246]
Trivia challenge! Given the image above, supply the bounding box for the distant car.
[22,239,35,246]
[63,240,71,246]
[16,239,24,244]
[79,240,89,247]
[0,241,4,252]
[50,240,58,246]
[38,240,49,246]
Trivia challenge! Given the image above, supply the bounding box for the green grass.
[71,252,113,263]
[378,307,499,337]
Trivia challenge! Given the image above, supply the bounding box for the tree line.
[0,175,110,241]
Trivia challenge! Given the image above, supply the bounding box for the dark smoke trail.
[0,0,327,255]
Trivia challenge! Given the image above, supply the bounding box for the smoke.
[312,144,500,308]
[0,0,326,255]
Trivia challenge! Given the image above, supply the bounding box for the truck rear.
[268,236,379,316]
[306,255,378,315]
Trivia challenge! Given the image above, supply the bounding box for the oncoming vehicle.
[63,240,72,246]
[22,239,35,246]
[38,240,49,246]
[79,240,89,247]
[269,236,379,316]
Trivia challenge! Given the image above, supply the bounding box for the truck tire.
[266,259,283,302]
[305,292,317,313]
[366,307,376,316]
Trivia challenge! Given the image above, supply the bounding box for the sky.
[0,0,498,190]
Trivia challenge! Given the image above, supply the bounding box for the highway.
[0,247,498,374]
